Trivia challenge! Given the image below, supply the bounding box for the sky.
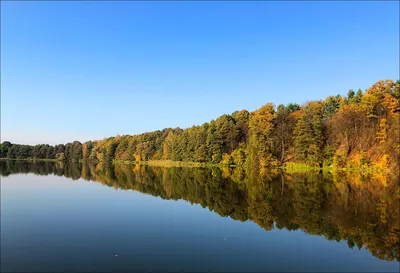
[1,1,399,145]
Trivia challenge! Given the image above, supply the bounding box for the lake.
[1,160,399,272]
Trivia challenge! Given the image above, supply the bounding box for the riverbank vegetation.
[1,80,399,173]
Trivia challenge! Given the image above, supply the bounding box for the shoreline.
[0,158,389,174]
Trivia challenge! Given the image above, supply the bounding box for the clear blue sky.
[1,1,399,145]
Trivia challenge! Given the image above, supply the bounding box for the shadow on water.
[1,160,399,262]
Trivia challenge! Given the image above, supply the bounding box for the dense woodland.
[1,160,399,261]
[1,80,399,173]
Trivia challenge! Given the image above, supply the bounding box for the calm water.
[1,161,399,272]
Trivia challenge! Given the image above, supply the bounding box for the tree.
[247,103,277,168]
[1,79,398,173]
[293,101,325,166]
[0,141,12,158]
[376,118,388,144]
[272,104,298,163]
[327,105,368,156]
[323,95,342,119]
[82,141,94,161]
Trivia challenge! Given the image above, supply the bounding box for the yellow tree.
[376,118,388,144]
[246,103,276,169]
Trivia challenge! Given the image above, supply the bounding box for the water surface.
[1,161,399,272]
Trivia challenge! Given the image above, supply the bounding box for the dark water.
[1,161,399,272]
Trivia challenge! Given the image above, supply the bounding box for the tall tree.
[247,103,276,169]
[293,101,325,166]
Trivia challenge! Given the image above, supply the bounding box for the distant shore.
[0,158,390,175]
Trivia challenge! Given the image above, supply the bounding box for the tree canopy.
[1,79,399,173]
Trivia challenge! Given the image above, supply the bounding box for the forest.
[1,79,399,173]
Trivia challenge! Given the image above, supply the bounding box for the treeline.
[1,80,399,172]
[1,160,398,261]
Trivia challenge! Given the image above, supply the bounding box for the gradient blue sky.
[1,1,399,145]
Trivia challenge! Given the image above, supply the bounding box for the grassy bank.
[280,161,388,174]
[0,157,59,162]
[113,159,236,168]
[0,158,391,175]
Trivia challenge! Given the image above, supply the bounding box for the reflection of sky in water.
[1,174,399,272]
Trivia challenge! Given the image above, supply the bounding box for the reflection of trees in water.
[1,160,399,261]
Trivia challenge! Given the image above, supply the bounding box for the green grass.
[1,158,389,175]
[113,159,236,168]
[0,157,59,162]
[280,161,388,174]
[280,162,323,172]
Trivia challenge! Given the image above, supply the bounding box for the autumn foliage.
[1,80,399,173]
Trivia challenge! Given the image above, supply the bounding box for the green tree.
[0,141,12,158]
[293,101,325,166]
